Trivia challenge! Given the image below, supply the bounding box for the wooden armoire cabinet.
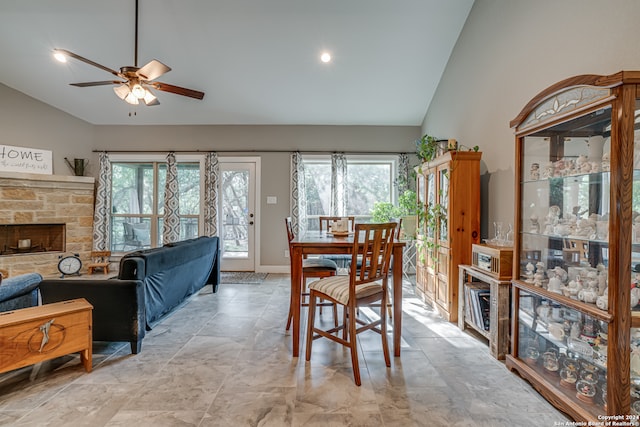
[415,151,482,322]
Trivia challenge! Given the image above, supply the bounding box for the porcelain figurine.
[553,159,565,177]
[577,154,591,173]
[548,274,563,294]
[542,162,554,179]
[553,266,569,284]
[533,262,546,287]
[563,158,576,176]
[544,206,561,234]
[596,294,608,311]
[530,214,540,234]
[530,163,540,180]
[579,289,598,304]
[525,262,535,283]
[597,269,607,295]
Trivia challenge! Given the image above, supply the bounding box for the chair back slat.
[285,217,295,247]
[350,222,396,289]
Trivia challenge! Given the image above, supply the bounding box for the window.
[110,155,202,252]
[302,155,397,230]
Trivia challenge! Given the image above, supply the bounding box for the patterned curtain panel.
[92,152,112,251]
[330,153,347,216]
[163,152,180,244]
[397,153,410,193]
[290,152,307,236]
[204,152,219,237]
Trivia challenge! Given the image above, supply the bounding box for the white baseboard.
[255,265,290,274]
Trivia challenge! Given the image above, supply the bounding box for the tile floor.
[0,274,570,426]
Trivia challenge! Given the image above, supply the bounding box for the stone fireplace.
[0,172,95,277]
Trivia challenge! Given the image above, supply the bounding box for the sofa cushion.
[0,272,42,311]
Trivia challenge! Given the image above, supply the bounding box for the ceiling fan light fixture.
[124,92,139,105]
[131,83,146,99]
[143,89,158,106]
[113,84,130,100]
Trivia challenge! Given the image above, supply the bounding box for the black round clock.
[58,254,82,277]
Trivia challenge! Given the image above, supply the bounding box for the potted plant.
[370,201,397,223]
[370,190,420,239]
[415,134,442,162]
[397,189,420,239]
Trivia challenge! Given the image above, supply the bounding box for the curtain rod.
[92,149,415,155]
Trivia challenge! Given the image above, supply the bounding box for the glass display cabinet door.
[517,290,608,410]
[516,105,614,419]
[520,106,611,291]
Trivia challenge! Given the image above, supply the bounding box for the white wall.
[422,0,640,238]
[0,84,94,175]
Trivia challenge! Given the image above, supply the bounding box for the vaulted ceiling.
[0,0,473,126]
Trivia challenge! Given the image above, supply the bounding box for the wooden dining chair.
[285,217,338,331]
[305,222,396,386]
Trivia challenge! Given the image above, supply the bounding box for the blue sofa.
[0,272,42,312]
[39,236,220,354]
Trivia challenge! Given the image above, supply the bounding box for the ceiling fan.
[53,0,204,107]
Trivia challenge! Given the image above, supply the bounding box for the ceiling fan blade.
[137,60,171,81]
[70,80,123,87]
[54,49,121,77]
[151,82,205,100]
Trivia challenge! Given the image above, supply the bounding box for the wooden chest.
[0,298,93,374]
[471,244,514,280]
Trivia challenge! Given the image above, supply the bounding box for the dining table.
[289,230,405,358]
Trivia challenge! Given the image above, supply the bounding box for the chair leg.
[333,303,338,328]
[286,310,293,331]
[342,307,348,340]
[380,294,391,367]
[348,304,361,386]
[305,291,318,361]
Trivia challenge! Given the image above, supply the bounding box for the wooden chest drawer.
[0,298,93,374]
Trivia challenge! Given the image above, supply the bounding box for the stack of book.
[464,282,491,331]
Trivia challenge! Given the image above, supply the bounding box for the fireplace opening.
[0,224,65,255]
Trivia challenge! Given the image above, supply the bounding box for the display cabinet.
[507,71,640,421]
[415,151,482,322]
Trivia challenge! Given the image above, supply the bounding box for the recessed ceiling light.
[320,52,331,63]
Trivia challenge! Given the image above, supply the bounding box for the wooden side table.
[0,298,93,374]
[458,265,511,359]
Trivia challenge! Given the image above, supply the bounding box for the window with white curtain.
[302,154,397,230]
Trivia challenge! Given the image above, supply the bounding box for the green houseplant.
[370,189,420,239]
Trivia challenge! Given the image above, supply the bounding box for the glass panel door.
[219,161,256,271]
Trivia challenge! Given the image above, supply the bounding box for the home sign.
[0,144,52,175]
